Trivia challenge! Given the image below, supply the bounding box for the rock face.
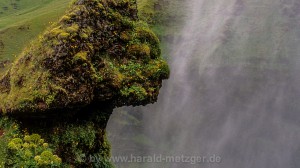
[0,0,169,114]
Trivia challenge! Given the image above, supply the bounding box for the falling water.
[108,0,300,167]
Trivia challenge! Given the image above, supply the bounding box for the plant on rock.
[5,134,61,167]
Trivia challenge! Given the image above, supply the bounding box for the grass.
[0,0,69,64]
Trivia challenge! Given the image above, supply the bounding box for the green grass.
[0,0,69,63]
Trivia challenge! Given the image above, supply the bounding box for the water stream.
[108,0,300,167]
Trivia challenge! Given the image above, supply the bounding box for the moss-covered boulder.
[0,0,169,114]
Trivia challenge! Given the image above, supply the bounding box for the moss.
[136,26,160,44]
[58,32,70,39]
[146,59,170,80]
[51,122,97,162]
[120,31,131,41]
[73,51,88,62]
[37,107,114,167]
[127,43,151,58]
[60,15,71,22]
[83,26,93,35]
[66,24,79,33]
[121,84,147,101]
[48,27,64,37]
[79,32,89,39]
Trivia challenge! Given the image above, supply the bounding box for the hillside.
[0,0,69,66]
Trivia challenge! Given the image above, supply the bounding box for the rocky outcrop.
[0,0,169,114]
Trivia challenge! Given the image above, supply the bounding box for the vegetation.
[0,0,169,113]
[137,0,187,37]
[6,134,62,167]
[0,117,19,167]
[0,0,69,64]
[0,0,169,167]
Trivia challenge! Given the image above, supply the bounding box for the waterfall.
[108,0,300,167]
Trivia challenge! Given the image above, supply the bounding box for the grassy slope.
[0,0,69,63]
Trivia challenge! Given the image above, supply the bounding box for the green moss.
[83,26,93,35]
[66,24,79,33]
[0,0,169,121]
[60,15,71,22]
[73,51,88,62]
[80,32,89,39]
[51,123,97,162]
[43,109,113,167]
[127,43,151,58]
[48,27,64,37]
[119,61,143,76]
[136,26,160,44]
[58,32,70,39]
[120,31,132,41]
[146,59,170,80]
[121,84,147,101]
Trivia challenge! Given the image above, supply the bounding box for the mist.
[107,0,300,167]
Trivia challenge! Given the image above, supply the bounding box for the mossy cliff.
[0,0,169,114]
[0,0,169,167]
